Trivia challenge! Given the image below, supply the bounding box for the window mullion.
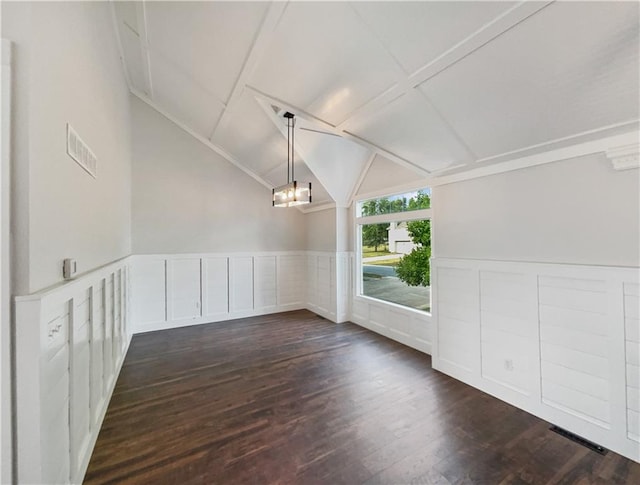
[356,208,431,225]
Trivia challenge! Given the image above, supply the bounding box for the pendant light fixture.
[272,112,312,207]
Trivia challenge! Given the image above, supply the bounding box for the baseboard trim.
[132,303,307,335]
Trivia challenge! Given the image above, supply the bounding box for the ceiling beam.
[131,88,274,191]
[347,152,377,203]
[135,1,154,98]
[109,0,133,91]
[209,1,289,141]
[415,88,478,162]
[246,85,430,176]
[335,1,553,132]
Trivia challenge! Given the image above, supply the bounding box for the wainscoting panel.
[277,255,305,307]
[203,257,229,318]
[168,258,201,322]
[431,257,639,463]
[15,258,131,484]
[350,297,432,355]
[131,252,310,333]
[304,252,352,323]
[539,275,611,427]
[480,270,538,397]
[624,282,640,443]
[254,256,277,311]
[434,265,479,374]
[306,253,335,321]
[130,257,166,327]
[229,256,254,314]
[349,252,432,355]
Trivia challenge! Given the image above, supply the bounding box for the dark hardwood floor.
[85,310,640,484]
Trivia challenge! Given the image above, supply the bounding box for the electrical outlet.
[504,359,514,372]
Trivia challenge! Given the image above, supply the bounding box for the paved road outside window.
[362,265,430,312]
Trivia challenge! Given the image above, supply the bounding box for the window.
[356,189,431,312]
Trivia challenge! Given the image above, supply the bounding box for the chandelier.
[272,112,312,207]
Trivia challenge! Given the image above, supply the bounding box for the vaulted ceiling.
[112,1,639,207]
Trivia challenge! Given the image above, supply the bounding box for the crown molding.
[430,130,640,187]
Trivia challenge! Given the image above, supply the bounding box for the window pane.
[361,219,430,312]
[357,188,431,217]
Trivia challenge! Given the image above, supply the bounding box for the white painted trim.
[246,85,430,176]
[134,250,309,261]
[356,208,431,225]
[473,120,639,166]
[0,37,12,485]
[135,0,154,98]
[347,151,376,204]
[336,1,552,130]
[430,129,640,187]
[209,1,289,139]
[109,1,133,90]
[134,304,305,335]
[353,180,431,206]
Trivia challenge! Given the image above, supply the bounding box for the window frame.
[354,192,432,315]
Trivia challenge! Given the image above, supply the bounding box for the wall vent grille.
[66,124,97,178]
[549,425,608,455]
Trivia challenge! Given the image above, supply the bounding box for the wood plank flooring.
[85,310,640,484]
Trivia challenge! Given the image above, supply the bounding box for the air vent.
[67,124,97,178]
[549,425,607,455]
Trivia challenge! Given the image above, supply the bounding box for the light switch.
[63,258,77,279]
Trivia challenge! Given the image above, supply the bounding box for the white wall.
[3,1,132,294]
[1,37,12,485]
[433,153,639,266]
[131,97,307,254]
[305,207,337,252]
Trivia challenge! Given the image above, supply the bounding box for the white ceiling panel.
[145,1,268,104]
[211,92,285,175]
[113,1,639,188]
[250,2,403,126]
[345,90,472,172]
[357,155,423,197]
[351,1,516,75]
[113,1,139,34]
[294,126,371,206]
[149,51,224,137]
[419,1,640,160]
